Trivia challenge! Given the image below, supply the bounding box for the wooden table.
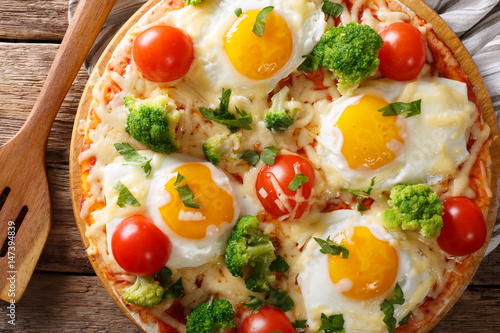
[0,1,499,332]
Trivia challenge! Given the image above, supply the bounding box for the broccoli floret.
[125,94,183,154]
[185,0,204,5]
[312,22,383,95]
[185,299,236,333]
[225,216,277,293]
[264,86,299,131]
[381,184,444,239]
[203,134,227,165]
[121,275,164,308]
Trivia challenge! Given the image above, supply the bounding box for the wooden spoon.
[0,0,116,303]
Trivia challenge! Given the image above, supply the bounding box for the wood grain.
[0,43,93,274]
[0,1,68,41]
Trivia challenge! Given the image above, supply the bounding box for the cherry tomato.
[238,306,295,333]
[437,197,487,256]
[111,215,172,276]
[133,25,194,82]
[378,22,426,81]
[255,154,315,220]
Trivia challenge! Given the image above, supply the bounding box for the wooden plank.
[0,42,92,273]
[0,273,142,332]
[0,1,68,41]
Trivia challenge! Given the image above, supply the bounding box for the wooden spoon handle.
[20,0,117,145]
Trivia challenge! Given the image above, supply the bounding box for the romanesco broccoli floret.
[185,299,236,333]
[381,184,444,239]
[121,275,164,308]
[225,216,276,293]
[264,86,299,131]
[312,22,383,95]
[124,94,183,154]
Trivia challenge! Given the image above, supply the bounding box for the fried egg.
[297,210,436,332]
[317,78,476,190]
[103,153,240,270]
[159,0,327,100]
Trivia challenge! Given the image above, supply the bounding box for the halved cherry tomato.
[238,306,294,333]
[378,22,426,81]
[437,197,487,256]
[111,215,172,276]
[255,154,315,220]
[133,25,194,82]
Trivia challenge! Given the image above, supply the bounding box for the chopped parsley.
[288,173,309,191]
[261,147,280,166]
[378,100,422,118]
[199,88,252,132]
[113,181,141,208]
[174,173,203,209]
[114,143,152,178]
[314,237,349,258]
[321,1,343,18]
[341,177,376,211]
[380,283,405,333]
[252,6,274,37]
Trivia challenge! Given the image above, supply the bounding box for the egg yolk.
[328,226,399,300]
[335,95,404,170]
[159,163,235,239]
[224,9,293,80]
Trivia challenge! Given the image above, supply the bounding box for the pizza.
[74,0,495,332]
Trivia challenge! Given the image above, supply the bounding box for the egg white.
[297,210,436,333]
[316,78,476,190]
[154,0,327,102]
[103,153,241,270]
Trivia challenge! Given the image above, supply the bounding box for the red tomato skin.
[133,26,194,82]
[378,22,426,81]
[255,154,315,220]
[111,215,172,276]
[238,306,294,333]
[437,197,487,257]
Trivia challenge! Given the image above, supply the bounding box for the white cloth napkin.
[69,0,500,254]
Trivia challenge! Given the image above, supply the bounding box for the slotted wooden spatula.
[0,0,116,303]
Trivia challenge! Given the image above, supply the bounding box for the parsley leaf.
[269,255,290,277]
[252,6,274,37]
[155,267,172,288]
[314,237,349,258]
[270,331,283,333]
[381,283,405,333]
[234,7,242,17]
[162,278,183,299]
[242,296,266,313]
[340,177,376,211]
[321,1,343,17]
[114,143,152,178]
[317,313,345,333]
[298,54,320,73]
[199,88,252,132]
[378,99,422,118]
[266,288,294,312]
[113,181,141,208]
[288,173,309,191]
[238,150,261,166]
[293,319,307,329]
[261,147,280,166]
[399,312,412,326]
[174,173,203,209]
